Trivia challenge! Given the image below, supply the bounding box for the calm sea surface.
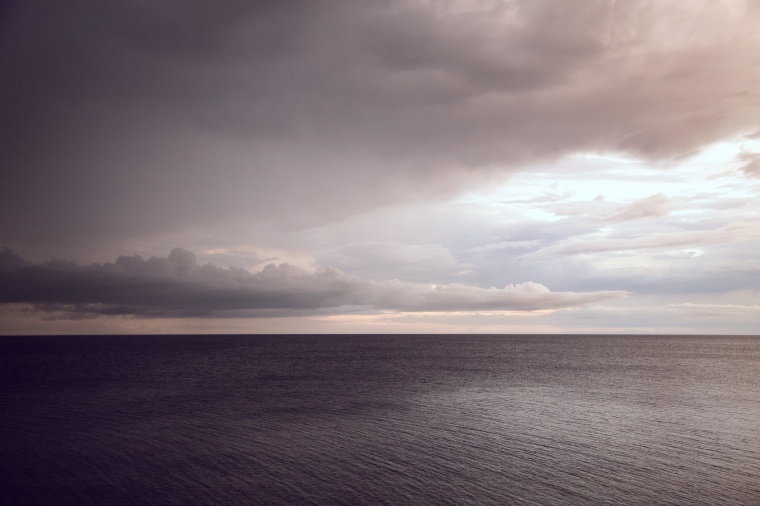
[1,334,759,505]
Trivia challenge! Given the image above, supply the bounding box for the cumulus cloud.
[374,280,622,312]
[0,248,625,318]
[1,1,759,252]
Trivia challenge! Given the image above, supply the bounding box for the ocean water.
[1,334,759,505]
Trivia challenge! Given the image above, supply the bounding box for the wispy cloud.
[602,194,672,223]
[737,152,760,178]
[534,223,755,257]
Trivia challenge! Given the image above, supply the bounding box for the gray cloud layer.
[0,248,625,318]
[2,1,759,251]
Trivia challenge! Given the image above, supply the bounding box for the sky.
[1,0,759,335]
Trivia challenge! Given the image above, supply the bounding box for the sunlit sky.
[1,1,759,334]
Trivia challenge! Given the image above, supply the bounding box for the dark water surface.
[2,334,759,505]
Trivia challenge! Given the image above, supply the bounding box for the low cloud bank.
[0,248,626,318]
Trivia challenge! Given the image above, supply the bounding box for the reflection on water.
[2,335,759,504]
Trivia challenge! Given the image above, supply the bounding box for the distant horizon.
[3,332,758,338]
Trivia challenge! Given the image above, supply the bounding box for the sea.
[1,334,759,505]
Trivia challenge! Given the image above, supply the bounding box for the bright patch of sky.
[457,137,760,221]
[440,138,760,307]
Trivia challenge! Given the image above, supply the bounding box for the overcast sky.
[1,0,759,334]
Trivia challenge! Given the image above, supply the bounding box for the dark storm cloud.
[0,248,359,317]
[0,248,625,317]
[2,1,759,251]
